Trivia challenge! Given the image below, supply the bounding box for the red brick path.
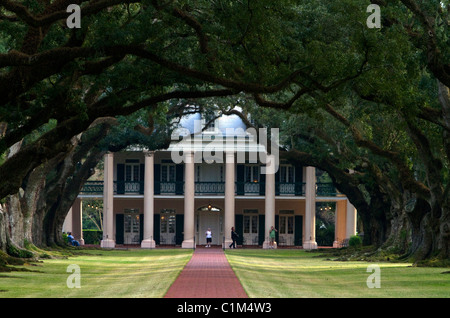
[164,247,248,298]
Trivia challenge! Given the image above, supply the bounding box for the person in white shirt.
[205,228,212,247]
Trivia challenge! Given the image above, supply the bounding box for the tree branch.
[322,101,431,199]
[0,87,238,199]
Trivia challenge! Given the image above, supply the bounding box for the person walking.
[205,228,212,247]
[229,227,239,249]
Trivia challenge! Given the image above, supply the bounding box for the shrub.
[62,232,68,244]
[349,235,362,248]
[83,230,103,245]
[316,223,335,246]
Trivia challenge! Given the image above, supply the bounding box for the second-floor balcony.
[80,181,340,197]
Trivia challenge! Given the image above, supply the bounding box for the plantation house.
[64,111,357,249]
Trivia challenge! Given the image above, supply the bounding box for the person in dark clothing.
[229,227,239,249]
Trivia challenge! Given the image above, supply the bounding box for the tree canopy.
[0,0,449,262]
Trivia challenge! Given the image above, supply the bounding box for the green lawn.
[225,249,450,298]
[0,249,192,298]
[1,248,449,298]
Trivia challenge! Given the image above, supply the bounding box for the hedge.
[82,230,103,245]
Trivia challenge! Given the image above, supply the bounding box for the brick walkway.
[164,247,248,298]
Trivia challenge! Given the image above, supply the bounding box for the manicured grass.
[2,248,448,298]
[225,249,450,298]
[0,249,192,298]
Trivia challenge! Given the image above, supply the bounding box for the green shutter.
[295,215,303,246]
[139,214,144,242]
[154,214,160,245]
[258,214,265,245]
[236,165,244,195]
[176,165,184,195]
[259,172,265,195]
[140,164,145,194]
[235,214,243,245]
[295,165,303,195]
[275,169,280,195]
[116,214,124,244]
[117,164,125,194]
[175,214,184,245]
[154,164,160,195]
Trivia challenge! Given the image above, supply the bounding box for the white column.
[101,152,115,248]
[263,154,276,249]
[224,151,235,248]
[346,199,357,239]
[303,166,317,249]
[79,202,85,245]
[182,151,195,248]
[141,151,156,248]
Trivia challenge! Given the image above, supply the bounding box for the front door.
[196,207,222,245]
[279,211,295,246]
[124,213,140,244]
[243,210,258,245]
[160,209,176,245]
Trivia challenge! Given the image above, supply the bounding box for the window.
[243,209,258,234]
[161,209,176,234]
[161,164,175,182]
[279,210,294,235]
[124,209,140,243]
[245,165,259,183]
[125,160,140,182]
[280,165,294,183]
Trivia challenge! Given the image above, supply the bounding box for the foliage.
[6,243,34,259]
[83,230,103,245]
[62,232,68,245]
[82,200,104,231]
[0,250,26,272]
[316,221,335,247]
[349,235,363,248]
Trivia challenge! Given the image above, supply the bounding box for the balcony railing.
[195,182,225,194]
[115,181,143,194]
[81,181,103,194]
[80,181,144,195]
[80,181,338,197]
[316,182,340,196]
